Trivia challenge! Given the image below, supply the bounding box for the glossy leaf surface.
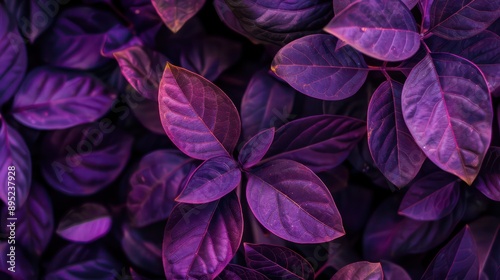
[238,127,275,169]
[331,261,383,280]
[152,0,205,33]
[56,203,112,243]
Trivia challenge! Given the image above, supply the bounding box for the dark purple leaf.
[469,217,500,278]
[215,264,268,280]
[240,70,295,140]
[3,0,56,43]
[402,53,493,185]
[247,159,344,243]
[380,260,411,280]
[325,0,420,61]
[271,34,368,101]
[263,115,366,173]
[333,0,417,14]
[126,89,165,135]
[41,124,134,196]
[0,116,31,207]
[176,156,241,204]
[244,243,314,280]
[0,242,37,279]
[101,24,143,58]
[158,63,241,160]
[162,192,243,279]
[56,203,112,243]
[213,0,261,45]
[421,226,479,279]
[367,80,425,187]
[331,261,383,280]
[128,150,196,227]
[427,0,500,40]
[151,0,205,33]
[473,147,500,201]
[11,67,116,130]
[239,128,275,169]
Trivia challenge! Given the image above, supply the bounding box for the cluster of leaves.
[0,0,499,279]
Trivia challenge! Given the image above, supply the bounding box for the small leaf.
[247,159,344,243]
[331,261,383,280]
[402,53,493,185]
[162,192,243,279]
[56,203,112,243]
[159,63,241,160]
[239,128,275,169]
[215,264,268,280]
[325,0,420,61]
[272,34,368,101]
[244,243,314,280]
[152,0,205,33]
[176,156,241,204]
[473,147,500,201]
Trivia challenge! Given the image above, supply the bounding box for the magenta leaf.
[240,70,295,140]
[380,260,411,280]
[246,159,344,243]
[159,63,241,160]
[11,67,116,130]
[421,226,480,279]
[128,149,196,227]
[176,156,241,204]
[271,34,368,101]
[0,116,31,207]
[399,172,461,221]
[162,192,243,279]
[264,115,366,173]
[215,264,268,280]
[325,0,420,61]
[427,0,500,40]
[473,147,500,201]
[331,261,383,280]
[469,217,500,278]
[56,203,111,243]
[152,0,205,33]
[402,53,493,185]
[367,80,426,187]
[244,243,314,280]
[239,128,275,169]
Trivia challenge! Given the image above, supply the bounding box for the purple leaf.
[101,25,143,58]
[126,90,165,135]
[240,70,295,140]
[162,192,243,279]
[244,243,314,280]
[239,128,275,169]
[421,226,479,279]
[469,217,500,278]
[41,124,134,196]
[0,116,31,207]
[380,260,411,280]
[114,45,168,100]
[333,0,417,14]
[271,34,368,101]
[427,0,500,40]
[158,63,241,160]
[11,67,116,130]
[215,264,268,280]
[367,80,426,187]
[263,115,366,173]
[56,203,112,243]
[151,0,205,33]
[246,159,344,243]
[3,0,56,43]
[473,147,500,201]
[402,53,493,185]
[325,0,420,61]
[176,156,241,204]
[0,242,37,279]
[213,0,261,45]
[331,261,383,280]
[128,149,196,227]
[399,172,461,221]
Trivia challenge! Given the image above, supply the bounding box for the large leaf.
[162,192,243,279]
[331,261,383,280]
[244,243,314,280]
[421,226,479,279]
[11,67,116,130]
[238,127,275,169]
[127,149,196,227]
[158,63,241,160]
[0,116,31,207]
[325,0,420,61]
[176,156,241,204]
[247,159,344,243]
[469,217,500,278]
[473,147,500,201]
[398,171,461,221]
[215,264,268,280]
[151,0,205,33]
[56,203,112,243]
[402,53,493,185]
[263,115,366,173]
[271,34,368,101]
[427,0,500,40]
[367,80,425,187]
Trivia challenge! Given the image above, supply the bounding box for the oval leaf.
[402,53,493,185]
[56,203,112,243]
[238,127,275,169]
[152,0,205,33]
[162,192,243,279]
[473,147,500,201]
[159,63,241,160]
[325,0,420,61]
[271,34,368,101]
[247,159,344,243]
[176,156,241,204]
[331,261,383,280]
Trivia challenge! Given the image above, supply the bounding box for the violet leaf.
[126,90,165,135]
[56,203,112,243]
[271,34,368,101]
[151,0,206,33]
[158,63,241,160]
[3,0,55,43]
[330,261,383,280]
[469,217,500,278]
[380,260,411,280]
[213,0,261,45]
[215,264,269,280]
[473,146,500,201]
[238,127,275,169]
[333,0,417,14]
[402,53,493,185]
[101,24,143,58]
